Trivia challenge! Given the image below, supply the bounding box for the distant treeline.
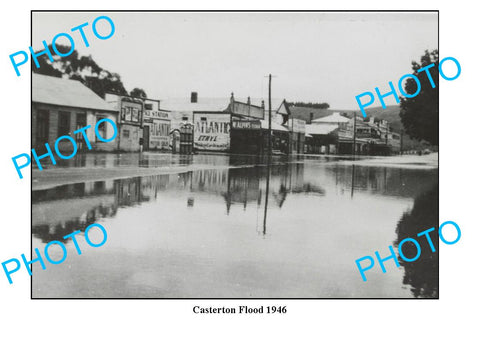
[31,44,147,99]
[289,102,330,109]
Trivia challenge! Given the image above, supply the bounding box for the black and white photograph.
[29,11,440,298]
[4,1,480,338]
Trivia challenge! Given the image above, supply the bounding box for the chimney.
[230,92,235,112]
[190,92,198,103]
[310,112,314,123]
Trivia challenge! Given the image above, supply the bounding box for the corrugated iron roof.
[32,73,116,112]
[305,124,338,135]
[312,112,349,124]
[260,120,289,132]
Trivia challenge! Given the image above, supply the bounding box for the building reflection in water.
[394,186,439,298]
[32,162,327,243]
[32,156,439,298]
[52,152,197,169]
[330,163,437,199]
[33,177,147,244]
[33,161,437,249]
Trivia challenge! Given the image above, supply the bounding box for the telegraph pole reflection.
[262,158,271,236]
[351,164,356,198]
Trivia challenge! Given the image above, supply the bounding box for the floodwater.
[32,153,438,298]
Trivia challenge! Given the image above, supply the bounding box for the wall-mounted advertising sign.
[120,100,142,125]
[194,113,231,151]
[290,118,306,133]
[232,118,261,130]
[231,102,264,120]
[143,110,170,150]
[144,110,169,121]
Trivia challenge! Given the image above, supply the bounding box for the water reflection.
[394,186,439,298]
[32,159,438,298]
[33,163,438,242]
[33,164,317,240]
[329,163,437,198]
[50,152,267,169]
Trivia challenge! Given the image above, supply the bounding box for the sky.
[32,12,438,110]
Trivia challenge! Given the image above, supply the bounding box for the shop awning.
[260,120,289,132]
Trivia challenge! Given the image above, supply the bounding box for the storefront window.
[131,108,139,122]
[121,102,142,125]
[124,107,132,121]
[96,117,107,141]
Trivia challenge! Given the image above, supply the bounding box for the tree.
[32,44,128,98]
[130,88,148,98]
[290,102,330,109]
[399,50,439,145]
[394,186,438,298]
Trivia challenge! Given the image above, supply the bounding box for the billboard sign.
[194,113,231,151]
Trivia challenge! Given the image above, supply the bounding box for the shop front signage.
[290,118,306,133]
[144,110,170,149]
[232,119,261,130]
[120,100,142,126]
[194,113,231,151]
[143,110,169,122]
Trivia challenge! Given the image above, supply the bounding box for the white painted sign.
[194,113,231,151]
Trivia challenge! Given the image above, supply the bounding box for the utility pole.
[263,74,274,235]
[386,123,389,156]
[352,111,357,159]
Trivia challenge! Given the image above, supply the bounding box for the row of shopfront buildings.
[32,73,400,156]
[304,112,401,155]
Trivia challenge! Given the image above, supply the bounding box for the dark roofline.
[281,99,292,116]
[104,91,160,103]
[232,100,264,109]
[193,110,230,114]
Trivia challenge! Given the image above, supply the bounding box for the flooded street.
[32,153,438,298]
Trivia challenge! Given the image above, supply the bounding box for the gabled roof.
[32,73,116,112]
[312,112,350,124]
[276,99,292,116]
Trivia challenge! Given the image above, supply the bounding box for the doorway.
[143,125,150,151]
[36,110,49,150]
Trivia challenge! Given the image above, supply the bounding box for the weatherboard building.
[161,93,303,155]
[32,73,118,154]
[304,112,401,155]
